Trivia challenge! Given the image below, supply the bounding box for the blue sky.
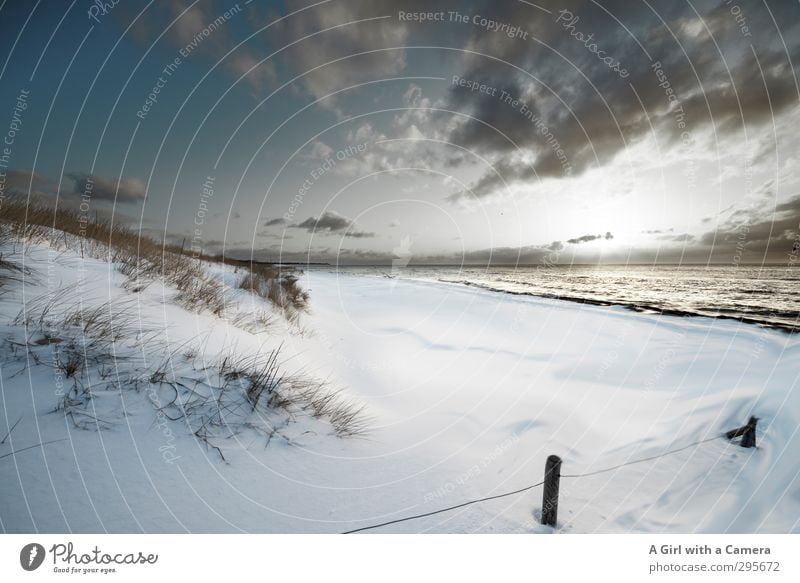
[2,0,800,264]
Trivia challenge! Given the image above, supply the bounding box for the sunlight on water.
[327,265,800,332]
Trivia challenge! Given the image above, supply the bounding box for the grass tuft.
[0,198,307,320]
[1,199,367,447]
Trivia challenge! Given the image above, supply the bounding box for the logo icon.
[20,543,45,571]
[388,234,413,290]
[391,235,413,273]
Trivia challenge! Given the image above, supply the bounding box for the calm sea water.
[324,264,800,333]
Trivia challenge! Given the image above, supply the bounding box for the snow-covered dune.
[288,270,800,533]
[1,239,799,533]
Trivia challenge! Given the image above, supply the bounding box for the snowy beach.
[2,240,799,534]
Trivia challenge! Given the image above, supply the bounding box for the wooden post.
[741,416,757,448]
[726,416,758,448]
[541,454,561,527]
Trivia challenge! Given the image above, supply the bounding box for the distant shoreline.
[316,266,800,334]
[311,262,795,268]
[448,279,800,335]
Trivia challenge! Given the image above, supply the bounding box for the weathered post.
[726,416,758,448]
[741,416,758,448]
[541,454,562,527]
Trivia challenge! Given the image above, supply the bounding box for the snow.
[2,239,799,533]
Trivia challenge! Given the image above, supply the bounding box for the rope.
[342,434,726,534]
[561,435,723,478]
[342,480,545,534]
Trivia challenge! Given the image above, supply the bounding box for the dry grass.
[0,227,28,294]
[289,378,369,437]
[218,349,285,411]
[14,291,146,348]
[56,345,83,379]
[215,349,367,437]
[0,198,303,319]
[238,263,309,321]
[230,310,277,334]
[1,199,367,441]
[6,297,368,440]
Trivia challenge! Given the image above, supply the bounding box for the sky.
[1,0,799,265]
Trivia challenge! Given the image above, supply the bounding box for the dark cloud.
[443,0,800,201]
[698,193,800,254]
[295,210,352,232]
[775,196,800,214]
[2,169,146,205]
[263,217,286,226]
[567,232,613,244]
[235,190,800,264]
[455,245,557,265]
[447,194,800,263]
[257,230,293,240]
[67,172,146,203]
[223,244,389,265]
[0,169,56,199]
[567,234,600,244]
[293,210,375,238]
[622,193,800,263]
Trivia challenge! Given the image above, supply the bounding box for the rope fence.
[341,416,759,534]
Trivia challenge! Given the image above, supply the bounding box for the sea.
[320,264,800,333]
